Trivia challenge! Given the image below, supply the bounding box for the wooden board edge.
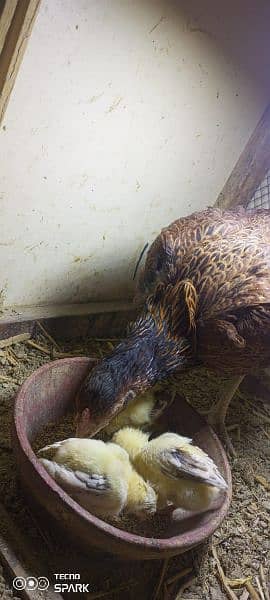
[0,0,40,124]
[0,303,137,342]
[0,300,134,323]
[0,1,18,55]
[215,102,270,209]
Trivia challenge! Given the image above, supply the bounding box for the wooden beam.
[0,1,17,55]
[0,0,40,124]
[0,300,134,324]
[215,103,270,209]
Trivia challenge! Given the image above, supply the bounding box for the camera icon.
[13,576,49,591]
[26,577,38,590]
[13,577,26,591]
[37,577,50,591]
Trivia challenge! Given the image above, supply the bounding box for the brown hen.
[76,207,270,453]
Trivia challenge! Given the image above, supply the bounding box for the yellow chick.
[38,437,156,519]
[125,468,157,520]
[113,428,228,514]
[112,427,149,462]
[101,389,166,437]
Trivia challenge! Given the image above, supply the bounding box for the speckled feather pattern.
[137,207,270,300]
[137,207,270,374]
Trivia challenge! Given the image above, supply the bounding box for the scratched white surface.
[1,0,270,307]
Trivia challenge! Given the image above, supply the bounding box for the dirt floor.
[0,326,269,599]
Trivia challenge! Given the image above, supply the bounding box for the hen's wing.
[198,304,270,373]
[136,207,270,305]
[136,207,251,302]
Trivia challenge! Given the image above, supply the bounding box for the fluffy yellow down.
[38,436,156,519]
[112,427,149,462]
[113,428,227,514]
[103,391,157,436]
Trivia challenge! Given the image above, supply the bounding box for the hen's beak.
[74,408,94,438]
[75,392,132,438]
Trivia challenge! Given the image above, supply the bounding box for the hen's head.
[75,361,137,438]
[75,281,196,437]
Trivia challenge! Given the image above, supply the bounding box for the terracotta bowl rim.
[13,357,232,552]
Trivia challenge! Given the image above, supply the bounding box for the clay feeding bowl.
[12,357,232,560]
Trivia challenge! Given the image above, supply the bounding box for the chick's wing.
[40,458,110,495]
[158,445,227,489]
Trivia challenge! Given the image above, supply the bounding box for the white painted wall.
[1,0,270,309]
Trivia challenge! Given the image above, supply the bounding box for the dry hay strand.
[175,575,198,599]
[255,576,266,600]
[86,579,137,599]
[212,545,251,600]
[152,558,169,600]
[0,333,30,349]
[36,321,62,351]
[259,566,270,600]
[165,566,193,589]
[245,581,262,600]
[26,339,51,355]
[254,475,270,491]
